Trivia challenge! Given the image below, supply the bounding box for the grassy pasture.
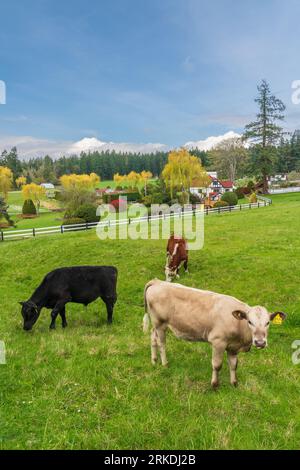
[0,193,299,449]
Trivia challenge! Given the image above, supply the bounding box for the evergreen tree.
[244,80,285,192]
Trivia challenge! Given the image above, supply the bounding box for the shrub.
[62,217,85,226]
[54,190,63,201]
[189,192,201,204]
[247,180,255,191]
[236,187,246,199]
[73,204,99,223]
[221,192,238,206]
[22,199,37,215]
[110,198,127,212]
[214,200,229,208]
[249,192,257,203]
[176,191,189,205]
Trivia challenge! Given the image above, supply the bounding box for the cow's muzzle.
[254,340,266,349]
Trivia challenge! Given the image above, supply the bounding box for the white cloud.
[184,131,242,151]
[0,131,242,159]
[0,135,170,159]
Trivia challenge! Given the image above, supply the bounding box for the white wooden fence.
[269,187,300,194]
[0,197,272,243]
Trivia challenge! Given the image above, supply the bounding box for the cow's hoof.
[151,359,157,365]
[162,362,169,367]
[231,381,238,387]
[49,325,56,330]
[211,381,219,390]
[62,323,68,328]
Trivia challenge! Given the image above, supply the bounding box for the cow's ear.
[270,311,287,321]
[232,310,247,320]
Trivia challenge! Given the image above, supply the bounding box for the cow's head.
[19,301,40,331]
[232,306,287,349]
[165,265,177,282]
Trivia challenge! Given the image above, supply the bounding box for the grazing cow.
[20,266,118,331]
[143,279,286,388]
[165,235,188,282]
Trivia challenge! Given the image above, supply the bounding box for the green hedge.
[103,192,140,203]
[221,192,238,206]
[22,199,37,215]
[72,204,99,223]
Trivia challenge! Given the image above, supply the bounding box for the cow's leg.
[59,307,68,328]
[151,328,158,365]
[227,352,238,387]
[211,342,226,389]
[184,258,189,273]
[49,299,69,330]
[104,297,116,324]
[156,326,168,366]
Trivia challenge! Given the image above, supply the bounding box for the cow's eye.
[266,321,270,326]
[248,320,254,326]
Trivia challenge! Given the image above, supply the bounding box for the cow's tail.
[143,279,158,333]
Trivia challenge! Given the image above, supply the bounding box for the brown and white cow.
[165,235,188,282]
[143,279,287,388]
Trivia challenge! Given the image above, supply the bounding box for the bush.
[221,192,238,206]
[249,192,257,203]
[62,217,85,226]
[214,200,229,208]
[110,199,127,212]
[54,190,63,201]
[72,204,99,223]
[22,199,37,215]
[189,192,201,204]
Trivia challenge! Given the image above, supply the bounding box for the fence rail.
[0,197,272,243]
[269,187,300,194]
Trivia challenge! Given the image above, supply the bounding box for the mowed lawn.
[0,193,300,450]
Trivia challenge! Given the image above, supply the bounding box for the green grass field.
[0,193,300,449]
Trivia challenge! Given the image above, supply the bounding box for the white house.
[40,183,55,198]
[190,172,235,199]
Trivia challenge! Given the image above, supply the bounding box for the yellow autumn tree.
[60,173,100,190]
[140,170,153,195]
[0,166,13,195]
[0,166,13,199]
[113,173,125,186]
[16,176,27,188]
[59,173,100,214]
[126,171,141,189]
[162,148,210,199]
[22,183,46,214]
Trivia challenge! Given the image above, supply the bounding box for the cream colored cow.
[143,279,286,388]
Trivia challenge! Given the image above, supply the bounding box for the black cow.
[20,266,118,331]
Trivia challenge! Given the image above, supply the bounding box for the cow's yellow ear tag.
[272,314,283,325]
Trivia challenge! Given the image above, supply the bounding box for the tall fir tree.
[244,80,285,192]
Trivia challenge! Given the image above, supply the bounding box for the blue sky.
[1,0,300,155]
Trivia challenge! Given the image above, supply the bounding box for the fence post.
[61,225,64,234]
[240,204,242,211]
[33,228,36,237]
[218,207,221,214]
[86,223,88,230]
[0,230,3,242]
[249,204,251,209]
